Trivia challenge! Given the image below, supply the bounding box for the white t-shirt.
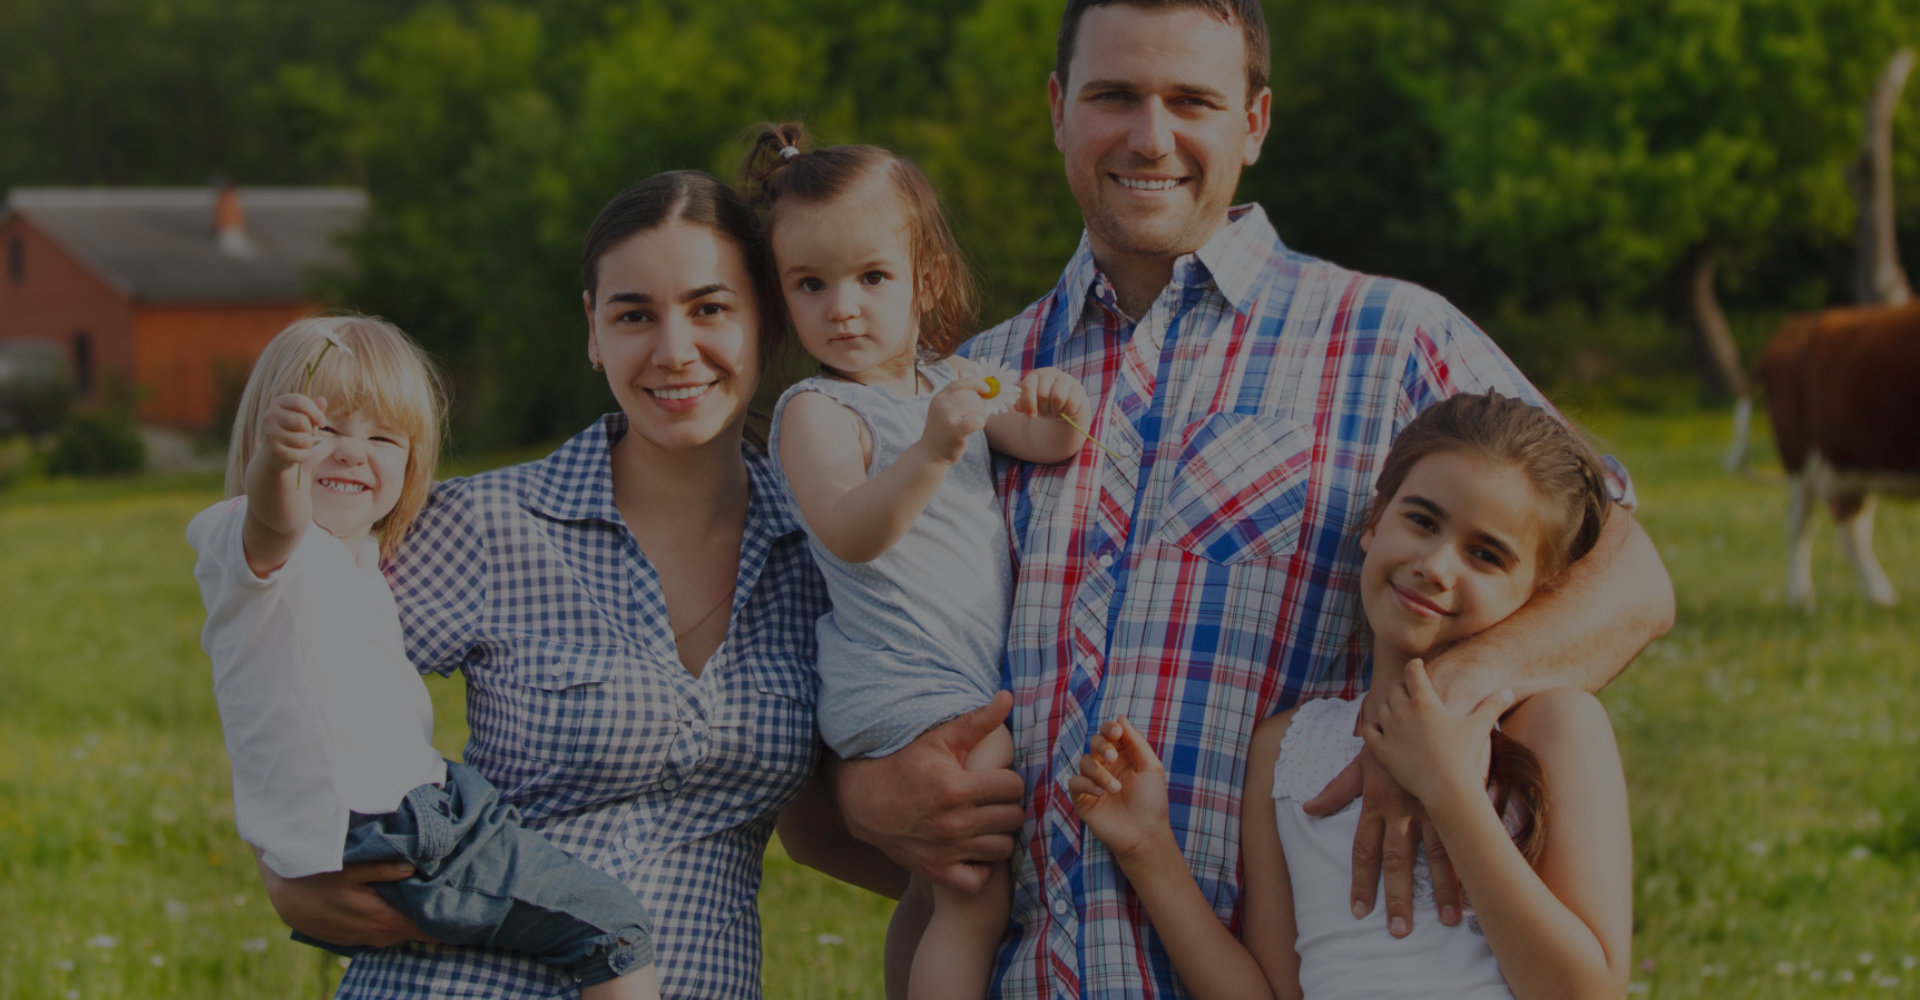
[187,497,446,878]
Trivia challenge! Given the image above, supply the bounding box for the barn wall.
[0,215,137,401]
[133,304,315,429]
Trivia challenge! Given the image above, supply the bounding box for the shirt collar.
[524,412,804,541]
[1051,202,1281,337]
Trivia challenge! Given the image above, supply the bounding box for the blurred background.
[2,0,1916,458]
[2,2,1918,998]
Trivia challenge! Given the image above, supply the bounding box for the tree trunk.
[1688,245,1748,399]
[1850,48,1914,307]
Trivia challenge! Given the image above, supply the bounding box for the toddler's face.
[771,179,920,387]
[1358,449,1544,662]
[308,407,410,546]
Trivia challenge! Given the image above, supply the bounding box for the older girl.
[1072,391,1633,1000]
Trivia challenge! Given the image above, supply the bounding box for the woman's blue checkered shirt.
[337,414,827,999]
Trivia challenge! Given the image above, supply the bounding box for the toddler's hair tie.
[778,145,800,161]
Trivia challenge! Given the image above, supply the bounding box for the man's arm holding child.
[832,693,1025,892]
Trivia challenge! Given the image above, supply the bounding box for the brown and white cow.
[1729,303,1920,606]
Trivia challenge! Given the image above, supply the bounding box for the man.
[835,1,1673,996]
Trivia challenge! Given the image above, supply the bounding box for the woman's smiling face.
[585,221,762,458]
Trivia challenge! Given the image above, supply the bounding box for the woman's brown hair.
[1368,390,1613,862]
[740,122,977,361]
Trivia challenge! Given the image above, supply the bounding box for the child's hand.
[1360,660,1516,808]
[258,393,335,476]
[1068,717,1174,863]
[1014,367,1090,425]
[921,375,991,464]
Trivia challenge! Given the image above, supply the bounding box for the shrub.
[48,412,145,476]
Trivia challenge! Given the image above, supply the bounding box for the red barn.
[0,185,366,430]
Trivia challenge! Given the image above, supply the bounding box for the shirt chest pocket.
[497,639,675,778]
[1156,412,1314,564]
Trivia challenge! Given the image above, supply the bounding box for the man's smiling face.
[1050,4,1271,272]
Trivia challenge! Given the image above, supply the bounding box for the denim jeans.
[295,761,653,987]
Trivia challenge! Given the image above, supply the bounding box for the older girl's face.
[585,221,762,458]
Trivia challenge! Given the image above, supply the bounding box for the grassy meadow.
[2,408,1915,999]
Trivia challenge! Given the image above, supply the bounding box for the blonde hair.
[224,314,447,563]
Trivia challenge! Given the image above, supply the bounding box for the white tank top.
[1271,697,1515,999]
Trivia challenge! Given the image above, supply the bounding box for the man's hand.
[1301,693,1463,937]
[256,851,436,947]
[833,691,1025,893]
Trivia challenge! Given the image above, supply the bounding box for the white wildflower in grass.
[1775,961,1796,976]
[1810,969,1827,982]
[1745,839,1768,855]
[1876,975,1901,988]
[1862,952,1876,966]
[969,359,1021,417]
[815,933,845,946]
[1626,983,1649,996]
[240,938,268,954]
[52,959,74,972]
[1903,956,1917,971]
[232,894,248,907]
[148,954,164,968]
[1851,845,1872,860]
[163,899,187,921]
[67,991,79,1000]
[85,934,117,949]
[1838,970,1856,983]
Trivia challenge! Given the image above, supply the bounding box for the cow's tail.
[1724,394,1754,474]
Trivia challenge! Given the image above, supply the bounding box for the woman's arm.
[777,383,987,564]
[1070,717,1294,1000]
[982,367,1091,464]
[1364,664,1632,1000]
[254,849,436,947]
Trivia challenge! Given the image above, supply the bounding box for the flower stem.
[1060,414,1125,463]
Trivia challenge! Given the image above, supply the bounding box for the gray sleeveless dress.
[769,361,1011,759]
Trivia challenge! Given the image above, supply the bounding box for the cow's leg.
[1785,465,1818,607]
[1830,491,1898,607]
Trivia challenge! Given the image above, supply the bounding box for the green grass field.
[3,408,1915,999]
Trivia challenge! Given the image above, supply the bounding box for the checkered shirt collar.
[1052,202,1282,336]
[521,412,804,539]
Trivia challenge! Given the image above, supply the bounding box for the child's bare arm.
[984,367,1091,464]
[242,393,332,576]
[778,383,987,564]
[1364,664,1631,1000]
[1070,717,1290,1000]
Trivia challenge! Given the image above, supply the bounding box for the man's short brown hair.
[1054,0,1271,103]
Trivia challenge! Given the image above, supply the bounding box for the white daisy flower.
[969,359,1022,416]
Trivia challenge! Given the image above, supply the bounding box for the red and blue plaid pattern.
[346,415,827,999]
[964,205,1628,999]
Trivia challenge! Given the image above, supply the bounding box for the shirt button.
[661,776,681,793]
[1050,896,1070,917]
[1097,553,1114,568]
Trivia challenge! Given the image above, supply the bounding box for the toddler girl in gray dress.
[748,123,1092,1000]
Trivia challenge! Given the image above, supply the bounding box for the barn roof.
[2,187,365,304]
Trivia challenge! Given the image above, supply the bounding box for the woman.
[257,170,884,997]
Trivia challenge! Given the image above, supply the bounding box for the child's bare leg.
[907,723,1016,1000]
[581,963,661,1000]
[886,875,935,1000]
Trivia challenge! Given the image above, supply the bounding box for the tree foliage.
[4,0,1917,443]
